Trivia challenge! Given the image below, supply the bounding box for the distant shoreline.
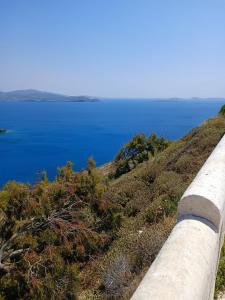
[101,97,225,102]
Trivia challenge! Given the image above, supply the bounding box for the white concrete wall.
[131,135,225,300]
[178,135,225,231]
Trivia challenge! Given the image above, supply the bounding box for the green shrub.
[114,133,169,177]
[219,104,225,116]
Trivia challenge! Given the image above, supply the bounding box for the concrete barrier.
[131,135,225,300]
[178,135,225,231]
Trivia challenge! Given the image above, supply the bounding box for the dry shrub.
[102,255,132,298]
[137,160,162,184]
[131,217,175,270]
[152,171,185,198]
[104,177,152,216]
[175,154,194,174]
[144,196,166,224]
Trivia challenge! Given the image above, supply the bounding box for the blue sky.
[1,0,225,97]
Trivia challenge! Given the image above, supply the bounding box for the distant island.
[0,89,99,102]
[0,129,6,133]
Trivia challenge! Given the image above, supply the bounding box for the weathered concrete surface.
[178,135,225,231]
[131,217,219,300]
[131,135,225,300]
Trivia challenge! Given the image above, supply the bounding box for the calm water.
[0,99,224,186]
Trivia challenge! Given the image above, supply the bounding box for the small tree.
[114,133,169,177]
[219,105,225,116]
[87,156,96,173]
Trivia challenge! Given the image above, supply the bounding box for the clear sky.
[1,0,225,98]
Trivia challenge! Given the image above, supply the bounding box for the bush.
[0,159,114,299]
[219,104,225,116]
[114,133,169,177]
[102,255,131,296]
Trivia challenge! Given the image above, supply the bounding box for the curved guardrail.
[131,135,225,300]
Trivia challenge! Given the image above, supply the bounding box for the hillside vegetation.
[83,112,225,299]
[0,111,225,299]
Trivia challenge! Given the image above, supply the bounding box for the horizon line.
[0,89,225,100]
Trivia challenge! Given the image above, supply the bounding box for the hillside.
[81,113,225,299]
[0,111,225,299]
[0,90,99,102]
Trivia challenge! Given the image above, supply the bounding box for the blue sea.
[0,99,224,186]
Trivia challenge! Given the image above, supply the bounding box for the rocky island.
[0,128,6,133]
[0,89,99,102]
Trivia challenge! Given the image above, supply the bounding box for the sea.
[0,99,224,186]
